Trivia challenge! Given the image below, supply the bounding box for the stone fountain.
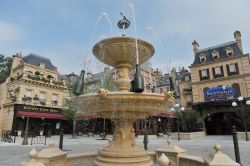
[72,17,174,166]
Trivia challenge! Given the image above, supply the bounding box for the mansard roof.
[192,41,243,65]
[23,53,57,71]
[156,74,170,87]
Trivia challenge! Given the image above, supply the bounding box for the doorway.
[205,112,239,135]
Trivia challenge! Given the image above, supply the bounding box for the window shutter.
[226,64,230,76]
[199,70,202,81]
[212,67,215,78]
[235,63,239,74]
[207,68,210,79]
[221,66,224,77]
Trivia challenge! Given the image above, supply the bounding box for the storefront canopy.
[80,113,100,119]
[16,111,64,119]
[154,112,176,118]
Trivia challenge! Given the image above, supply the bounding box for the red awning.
[155,112,176,118]
[16,111,64,119]
[80,113,100,119]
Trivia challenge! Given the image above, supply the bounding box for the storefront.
[11,104,64,136]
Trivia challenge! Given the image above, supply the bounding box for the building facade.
[177,69,193,109]
[190,31,250,134]
[0,53,66,136]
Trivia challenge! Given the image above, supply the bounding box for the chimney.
[192,40,199,54]
[11,52,23,75]
[234,30,243,52]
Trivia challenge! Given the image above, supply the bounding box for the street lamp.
[172,104,184,141]
[232,96,249,141]
[22,98,31,145]
[143,118,148,150]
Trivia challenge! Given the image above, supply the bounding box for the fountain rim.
[92,36,155,66]
[70,91,175,102]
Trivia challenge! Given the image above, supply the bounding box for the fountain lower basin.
[74,91,174,120]
[72,91,174,166]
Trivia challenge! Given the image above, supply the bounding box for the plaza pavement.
[0,135,249,166]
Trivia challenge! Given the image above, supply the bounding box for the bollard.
[143,119,148,150]
[143,130,148,150]
[59,128,63,150]
[232,126,241,165]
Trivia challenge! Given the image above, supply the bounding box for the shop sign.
[15,104,62,114]
[205,86,235,100]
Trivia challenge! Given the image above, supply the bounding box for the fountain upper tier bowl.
[93,37,155,67]
[73,90,174,120]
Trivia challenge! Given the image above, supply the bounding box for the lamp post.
[172,104,184,141]
[232,96,249,141]
[143,118,148,150]
[22,98,31,145]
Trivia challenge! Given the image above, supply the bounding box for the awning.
[80,113,100,119]
[154,112,176,118]
[16,111,64,119]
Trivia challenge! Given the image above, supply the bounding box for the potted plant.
[35,71,40,80]
[40,127,44,136]
[17,125,22,137]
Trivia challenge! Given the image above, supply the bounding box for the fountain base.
[95,120,153,166]
[95,147,152,166]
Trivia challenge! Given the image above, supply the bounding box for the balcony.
[40,99,46,106]
[183,87,192,93]
[9,74,65,89]
[51,100,58,106]
[22,96,32,103]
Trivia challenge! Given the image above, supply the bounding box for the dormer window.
[40,62,45,68]
[212,50,219,60]
[226,47,234,57]
[199,54,206,63]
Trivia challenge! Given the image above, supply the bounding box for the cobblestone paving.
[0,135,249,166]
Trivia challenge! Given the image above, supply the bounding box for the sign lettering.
[16,104,62,114]
[205,86,235,100]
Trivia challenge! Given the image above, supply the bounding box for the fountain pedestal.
[95,120,152,166]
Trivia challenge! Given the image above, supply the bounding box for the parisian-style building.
[190,31,250,135]
[0,53,66,136]
[173,67,193,110]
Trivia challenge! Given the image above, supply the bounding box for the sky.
[1,0,250,75]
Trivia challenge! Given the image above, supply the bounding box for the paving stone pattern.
[0,135,249,166]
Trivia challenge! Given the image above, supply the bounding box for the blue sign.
[205,86,235,100]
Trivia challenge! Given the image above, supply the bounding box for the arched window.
[203,87,210,101]
[232,83,241,98]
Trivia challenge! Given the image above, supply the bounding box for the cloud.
[0,21,24,45]
[43,44,106,75]
[155,0,250,42]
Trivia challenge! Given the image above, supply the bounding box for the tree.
[233,105,250,131]
[178,110,199,132]
[0,54,12,84]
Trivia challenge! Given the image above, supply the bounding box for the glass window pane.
[201,69,207,77]
[215,67,221,75]
[229,64,236,73]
